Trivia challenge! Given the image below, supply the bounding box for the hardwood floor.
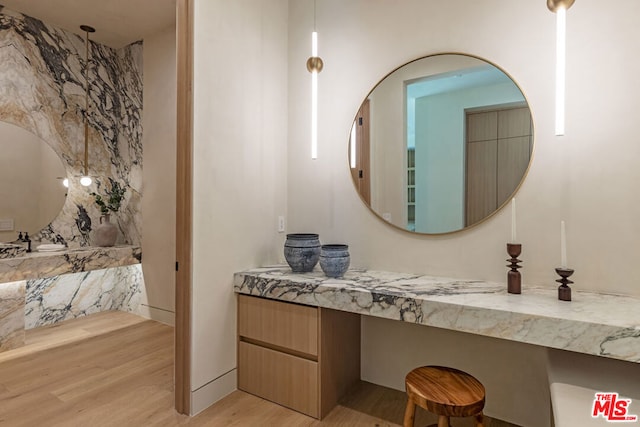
[0,312,518,426]
[0,312,177,426]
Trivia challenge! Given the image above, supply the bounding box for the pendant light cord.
[84,29,89,176]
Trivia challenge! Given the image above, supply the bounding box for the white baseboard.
[136,304,175,326]
[191,368,237,416]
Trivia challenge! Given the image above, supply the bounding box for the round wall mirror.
[349,53,533,234]
[0,121,67,242]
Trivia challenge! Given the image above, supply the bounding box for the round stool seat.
[404,366,485,427]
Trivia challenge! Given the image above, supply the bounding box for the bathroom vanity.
[0,245,142,352]
[234,266,640,423]
[0,245,141,282]
[237,294,360,418]
[235,266,640,363]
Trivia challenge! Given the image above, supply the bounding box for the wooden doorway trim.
[175,0,193,415]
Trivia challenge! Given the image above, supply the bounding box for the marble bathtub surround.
[234,266,640,364]
[0,281,25,351]
[0,6,142,247]
[0,245,141,283]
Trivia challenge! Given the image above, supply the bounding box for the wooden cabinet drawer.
[238,341,319,418]
[238,294,318,356]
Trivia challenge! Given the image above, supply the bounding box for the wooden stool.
[403,365,485,427]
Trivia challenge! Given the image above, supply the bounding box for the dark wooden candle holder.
[506,243,522,294]
[555,268,574,301]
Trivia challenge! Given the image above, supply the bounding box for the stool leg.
[437,415,449,427]
[403,398,416,427]
[474,411,485,427]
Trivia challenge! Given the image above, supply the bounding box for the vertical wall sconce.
[349,121,357,169]
[306,0,323,159]
[547,0,575,136]
[80,24,95,186]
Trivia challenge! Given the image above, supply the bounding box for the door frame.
[175,0,193,415]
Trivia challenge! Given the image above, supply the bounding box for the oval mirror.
[349,53,533,234]
[0,121,67,241]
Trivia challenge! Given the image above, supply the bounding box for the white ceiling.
[0,0,176,48]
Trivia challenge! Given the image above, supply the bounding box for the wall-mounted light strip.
[350,121,357,168]
[547,0,575,136]
[311,31,319,159]
[555,7,566,135]
[306,0,323,160]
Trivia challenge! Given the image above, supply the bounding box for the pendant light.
[80,24,95,186]
[547,0,575,136]
[306,0,323,159]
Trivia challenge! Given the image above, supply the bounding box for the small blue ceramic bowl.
[319,244,350,278]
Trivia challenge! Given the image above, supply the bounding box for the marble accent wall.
[0,5,142,247]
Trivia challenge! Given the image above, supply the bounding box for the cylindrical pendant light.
[547,0,575,136]
[80,24,95,186]
[306,0,323,159]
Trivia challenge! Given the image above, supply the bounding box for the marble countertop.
[234,266,640,364]
[0,245,141,283]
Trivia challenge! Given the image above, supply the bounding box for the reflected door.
[350,100,370,204]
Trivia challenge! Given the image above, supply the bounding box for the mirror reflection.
[0,121,67,242]
[349,54,533,234]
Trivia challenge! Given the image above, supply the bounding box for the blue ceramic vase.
[319,244,350,278]
[284,233,321,273]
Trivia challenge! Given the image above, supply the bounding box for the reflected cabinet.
[465,104,532,226]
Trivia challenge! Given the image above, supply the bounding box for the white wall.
[141,24,178,325]
[191,0,289,414]
[287,1,640,426]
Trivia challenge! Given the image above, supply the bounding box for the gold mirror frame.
[348,52,535,235]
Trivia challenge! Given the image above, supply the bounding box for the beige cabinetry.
[237,294,360,419]
[465,104,532,226]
